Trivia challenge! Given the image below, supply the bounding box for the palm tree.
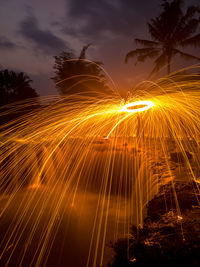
[125,0,200,76]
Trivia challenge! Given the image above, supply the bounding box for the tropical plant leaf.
[183,5,200,22]
[136,50,161,63]
[135,39,160,47]
[149,53,167,77]
[180,34,200,47]
[176,19,199,41]
[125,48,159,63]
[173,49,200,61]
[147,21,164,42]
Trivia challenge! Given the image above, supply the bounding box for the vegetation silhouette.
[0,69,39,126]
[0,69,38,106]
[125,0,200,76]
[52,44,112,97]
[108,182,200,267]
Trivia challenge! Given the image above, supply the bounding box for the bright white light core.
[121,100,154,113]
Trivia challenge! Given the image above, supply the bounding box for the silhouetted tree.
[0,69,39,126]
[52,44,111,96]
[0,69,38,106]
[125,0,200,76]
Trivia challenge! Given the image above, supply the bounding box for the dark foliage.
[109,181,200,266]
[0,69,38,105]
[52,44,112,96]
[0,69,39,126]
[125,0,200,75]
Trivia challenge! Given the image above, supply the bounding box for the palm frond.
[173,49,200,61]
[135,39,160,47]
[184,6,200,21]
[125,48,159,63]
[180,34,200,47]
[176,18,199,41]
[136,50,160,63]
[148,21,164,42]
[149,53,167,77]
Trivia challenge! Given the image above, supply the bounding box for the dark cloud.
[19,13,69,55]
[58,0,200,91]
[62,0,160,41]
[1,0,199,95]
[61,0,200,46]
[58,0,162,90]
[0,36,17,50]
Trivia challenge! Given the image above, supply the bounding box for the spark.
[0,67,200,266]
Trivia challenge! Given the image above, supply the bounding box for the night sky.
[1,0,200,96]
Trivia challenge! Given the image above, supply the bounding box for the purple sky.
[0,0,200,96]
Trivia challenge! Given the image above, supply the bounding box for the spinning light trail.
[0,67,200,266]
[121,100,154,113]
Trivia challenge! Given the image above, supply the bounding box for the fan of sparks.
[0,67,200,266]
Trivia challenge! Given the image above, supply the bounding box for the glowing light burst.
[121,100,154,113]
[0,67,200,266]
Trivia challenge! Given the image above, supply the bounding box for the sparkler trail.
[121,100,154,113]
[0,67,200,266]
